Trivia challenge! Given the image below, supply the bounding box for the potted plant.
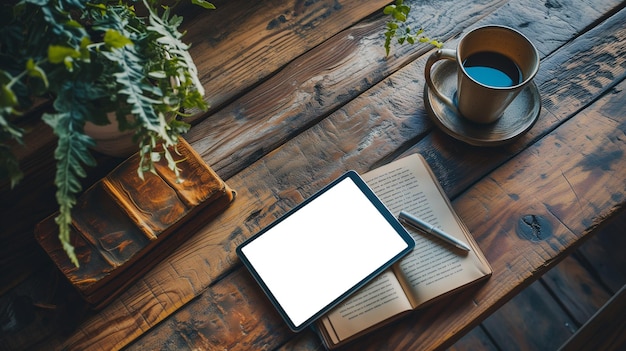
[0,0,214,266]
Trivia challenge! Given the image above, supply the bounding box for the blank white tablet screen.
[240,175,410,329]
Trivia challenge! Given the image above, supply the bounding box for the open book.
[316,154,492,349]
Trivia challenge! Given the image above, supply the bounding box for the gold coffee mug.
[425,25,540,124]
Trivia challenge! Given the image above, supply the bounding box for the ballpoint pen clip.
[398,211,470,252]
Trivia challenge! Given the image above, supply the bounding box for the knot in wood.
[516,214,552,242]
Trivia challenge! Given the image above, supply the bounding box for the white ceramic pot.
[84,113,138,158]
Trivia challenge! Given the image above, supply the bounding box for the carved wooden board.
[34,138,235,308]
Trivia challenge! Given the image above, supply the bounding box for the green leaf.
[192,0,216,9]
[26,59,49,88]
[43,110,96,267]
[102,46,167,140]
[393,11,407,22]
[148,71,167,79]
[0,84,18,107]
[398,4,410,15]
[145,1,205,98]
[48,45,80,64]
[104,29,133,49]
[0,112,24,140]
[65,19,82,29]
[383,5,396,15]
[41,77,100,267]
[25,0,48,6]
[88,3,107,11]
[79,37,92,60]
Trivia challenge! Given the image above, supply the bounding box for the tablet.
[236,171,415,332]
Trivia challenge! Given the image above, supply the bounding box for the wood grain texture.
[124,3,626,351]
[185,0,508,179]
[456,209,626,351]
[2,0,626,350]
[80,5,537,347]
[126,268,294,350]
[181,0,396,115]
[541,253,613,325]
[577,209,626,293]
[0,0,421,295]
[447,325,498,351]
[483,282,577,351]
[558,284,626,351]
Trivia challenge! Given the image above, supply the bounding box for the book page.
[319,270,413,344]
[362,154,490,307]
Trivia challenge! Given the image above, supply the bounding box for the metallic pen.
[398,211,471,252]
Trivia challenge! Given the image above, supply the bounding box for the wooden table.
[2,0,626,350]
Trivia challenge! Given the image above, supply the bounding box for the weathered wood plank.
[74,1,626,350]
[462,209,626,350]
[577,208,626,293]
[2,0,621,297]
[34,138,235,309]
[181,0,397,115]
[125,268,294,350]
[132,78,626,349]
[482,281,577,351]
[447,325,498,351]
[17,1,504,345]
[541,251,613,325]
[480,266,590,350]
[558,284,626,351]
[185,0,509,178]
[125,7,626,351]
[393,72,625,351]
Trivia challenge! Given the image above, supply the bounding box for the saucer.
[424,60,541,146]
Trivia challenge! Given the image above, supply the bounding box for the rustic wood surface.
[450,212,626,351]
[558,284,626,351]
[1,0,625,350]
[130,21,626,350]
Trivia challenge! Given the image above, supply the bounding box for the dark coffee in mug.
[462,52,522,87]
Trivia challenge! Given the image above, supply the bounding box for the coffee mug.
[425,25,539,124]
